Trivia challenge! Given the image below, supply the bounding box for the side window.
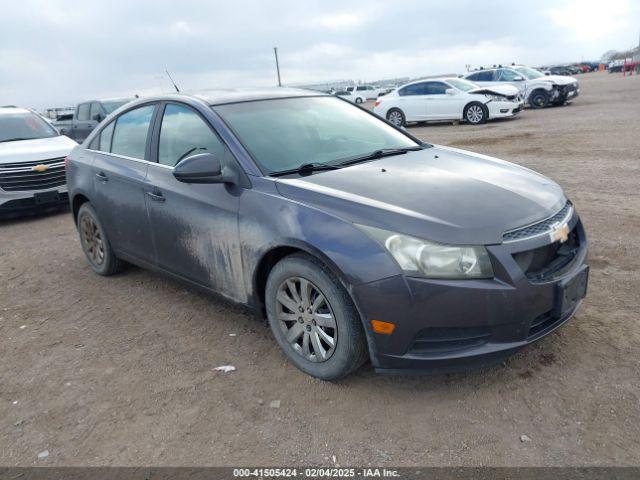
[89,102,103,121]
[98,121,115,152]
[77,103,90,121]
[423,82,449,95]
[356,86,366,91]
[158,104,227,167]
[399,83,427,96]
[467,71,494,82]
[497,69,519,81]
[110,105,155,160]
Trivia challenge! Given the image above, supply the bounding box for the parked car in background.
[65,89,589,379]
[47,108,75,136]
[0,107,77,217]
[334,89,367,104]
[346,85,383,100]
[67,98,132,143]
[373,77,523,126]
[608,60,624,73]
[464,65,579,108]
[547,66,574,76]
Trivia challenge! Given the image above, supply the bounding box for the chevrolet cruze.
[65,89,588,380]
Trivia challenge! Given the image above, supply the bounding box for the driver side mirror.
[173,153,225,184]
[92,113,104,122]
[445,88,457,96]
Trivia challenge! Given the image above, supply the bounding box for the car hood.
[274,145,565,245]
[0,135,77,164]
[531,75,577,86]
[469,84,520,97]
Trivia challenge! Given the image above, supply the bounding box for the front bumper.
[487,100,523,119]
[353,215,588,374]
[0,187,69,218]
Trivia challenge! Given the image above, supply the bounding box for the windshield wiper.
[269,162,342,177]
[337,146,424,167]
[0,137,34,143]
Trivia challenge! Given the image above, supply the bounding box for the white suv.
[0,107,77,217]
[464,65,579,108]
[346,85,383,100]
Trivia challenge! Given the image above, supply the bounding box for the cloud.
[1,0,638,109]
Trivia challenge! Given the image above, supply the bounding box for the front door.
[423,81,463,120]
[144,103,245,301]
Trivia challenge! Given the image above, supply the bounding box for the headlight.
[358,225,494,279]
[485,94,506,102]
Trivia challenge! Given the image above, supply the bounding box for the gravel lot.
[1,72,639,467]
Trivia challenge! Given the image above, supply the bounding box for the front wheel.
[265,254,368,380]
[355,97,363,104]
[464,102,488,124]
[529,89,550,109]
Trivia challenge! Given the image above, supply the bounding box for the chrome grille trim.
[503,202,573,243]
[0,157,66,192]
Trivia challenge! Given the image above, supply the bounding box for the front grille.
[0,157,66,192]
[503,201,572,242]
[527,310,562,339]
[408,326,492,355]
[513,226,580,282]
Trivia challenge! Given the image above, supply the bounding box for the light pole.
[274,47,282,87]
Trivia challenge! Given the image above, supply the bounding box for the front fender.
[239,180,402,307]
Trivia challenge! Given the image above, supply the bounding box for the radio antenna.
[165,70,180,92]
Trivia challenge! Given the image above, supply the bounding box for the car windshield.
[446,78,477,92]
[102,100,129,114]
[0,112,59,142]
[213,96,419,174]
[515,67,545,80]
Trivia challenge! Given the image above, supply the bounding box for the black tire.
[528,89,550,109]
[77,203,123,276]
[463,102,488,124]
[355,97,363,104]
[265,253,368,380]
[386,108,405,127]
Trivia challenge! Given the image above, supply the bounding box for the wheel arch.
[252,240,379,365]
[71,192,91,223]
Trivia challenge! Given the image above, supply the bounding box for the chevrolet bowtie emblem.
[550,222,570,243]
[32,164,49,172]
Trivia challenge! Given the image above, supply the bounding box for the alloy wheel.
[388,110,403,127]
[80,215,105,265]
[466,105,484,123]
[275,276,337,362]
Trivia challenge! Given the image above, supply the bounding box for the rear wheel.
[464,102,488,124]
[386,108,405,127]
[77,203,123,276]
[355,97,363,104]
[529,89,550,109]
[265,254,368,380]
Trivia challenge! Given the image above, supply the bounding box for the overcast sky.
[1,0,638,109]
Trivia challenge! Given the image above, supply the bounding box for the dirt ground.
[1,72,639,467]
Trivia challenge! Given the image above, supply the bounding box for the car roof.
[0,106,31,115]
[191,87,327,105]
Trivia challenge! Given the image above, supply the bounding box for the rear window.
[0,112,58,142]
[110,105,155,159]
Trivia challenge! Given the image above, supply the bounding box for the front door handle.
[95,172,108,182]
[146,190,166,202]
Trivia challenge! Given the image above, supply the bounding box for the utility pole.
[273,47,282,87]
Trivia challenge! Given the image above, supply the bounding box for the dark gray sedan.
[65,88,588,379]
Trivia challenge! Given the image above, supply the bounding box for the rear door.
[72,103,93,142]
[396,82,429,121]
[144,102,244,299]
[90,104,157,264]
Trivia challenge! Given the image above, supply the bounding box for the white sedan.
[373,77,523,127]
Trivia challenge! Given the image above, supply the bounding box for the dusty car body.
[65,89,589,379]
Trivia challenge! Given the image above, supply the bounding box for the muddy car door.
[144,102,244,301]
[90,104,157,264]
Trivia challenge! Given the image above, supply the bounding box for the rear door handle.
[146,190,166,202]
[95,172,108,182]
